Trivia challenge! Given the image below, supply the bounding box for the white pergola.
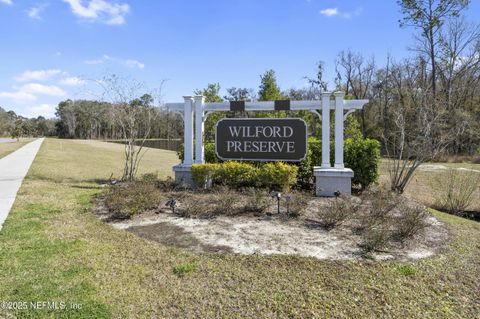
[165,92,368,196]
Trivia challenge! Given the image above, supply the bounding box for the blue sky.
[0,0,479,118]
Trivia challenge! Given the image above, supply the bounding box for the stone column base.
[173,165,194,187]
[313,167,354,197]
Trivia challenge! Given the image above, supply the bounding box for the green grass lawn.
[0,138,33,159]
[0,139,479,318]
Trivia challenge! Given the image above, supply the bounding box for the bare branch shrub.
[319,195,360,230]
[393,203,428,241]
[360,223,392,253]
[244,188,270,214]
[284,192,309,218]
[431,168,480,214]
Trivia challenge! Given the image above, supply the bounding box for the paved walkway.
[0,138,44,231]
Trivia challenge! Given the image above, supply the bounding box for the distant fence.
[108,139,182,152]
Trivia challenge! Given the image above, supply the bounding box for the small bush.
[257,162,298,191]
[181,136,380,190]
[319,195,359,230]
[211,187,238,216]
[173,263,196,276]
[140,172,158,183]
[244,188,270,214]
[284,192,309,218]
[191,162,298,191]
[360,224,392,253]
[179,198,212,218]
[156,176,176,191]
[104,182,162,217]
[344,138,380,189]
[393,204,428,241]
[365,187,400,219]
[431,168,480,214]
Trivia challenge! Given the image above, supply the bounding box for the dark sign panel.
[215,118,307,161]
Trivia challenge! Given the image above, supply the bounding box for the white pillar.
[194,95,205,164]
[183,96,194,166]
[334,91,345,168]
[321,92,331,168]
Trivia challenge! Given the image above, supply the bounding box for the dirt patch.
[126,222,233,253]
[95,192,449,261]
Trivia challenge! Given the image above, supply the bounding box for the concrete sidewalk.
[0,138,44,231]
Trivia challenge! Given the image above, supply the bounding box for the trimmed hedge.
[181,137,380,190]
[192,161,298,191]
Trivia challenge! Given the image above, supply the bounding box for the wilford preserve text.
[215,118,307,161]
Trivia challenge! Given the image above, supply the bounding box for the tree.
[397,0,470,100]
[99,75,160,181]
[258,69,284,101]
[194,83,223,103]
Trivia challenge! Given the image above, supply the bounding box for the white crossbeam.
[165,99,368,112]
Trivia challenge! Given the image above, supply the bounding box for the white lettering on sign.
[228,126,294,139]
[226,140,296,153]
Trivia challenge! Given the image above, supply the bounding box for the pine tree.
[258,69,284,101]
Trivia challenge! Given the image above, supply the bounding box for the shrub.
[105,182,162,217]
[344,138,380,189]
[360,224,392,253]
[257,162,298,191]
[319,195,359,230]
[179,197,211,218]
[244,188,270,214]
[393,203,428,241]
[191,162,298,191]
[431,168,480,214]
[211,187,238,216]
[284,192,309,218]
[180,135,380,190]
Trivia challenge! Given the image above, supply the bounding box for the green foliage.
[258,69,284,101]
[194,83,223,103]
[182,135,380,190]
[396,265,417,277]
[344,138,381,189]
[191,161,298,191]
[173,263,196,276]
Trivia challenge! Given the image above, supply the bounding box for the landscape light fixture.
[270,191,282,214]
[165,198,178,214]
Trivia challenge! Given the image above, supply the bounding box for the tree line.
[1,0,478,160]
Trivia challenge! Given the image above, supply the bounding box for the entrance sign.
[215,118,307,161]
[166,91,369,197]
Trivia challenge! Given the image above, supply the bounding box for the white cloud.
[16,69,62,82]
[320,7,362,19]
[125,59,145,69]
[20,83,67,96]
[59,76,85,86]
[63,0,130,25]
[25,104,56,118]
[84,54,145,69]
[320,8,338,17]
[0,0,13,5]
[27,3,49,20]
[0,91,37,103]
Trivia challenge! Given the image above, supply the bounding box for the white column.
[334,91,345,168]
[321,92,331,168]
[194,95,205,164]
[183,96,194,166]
